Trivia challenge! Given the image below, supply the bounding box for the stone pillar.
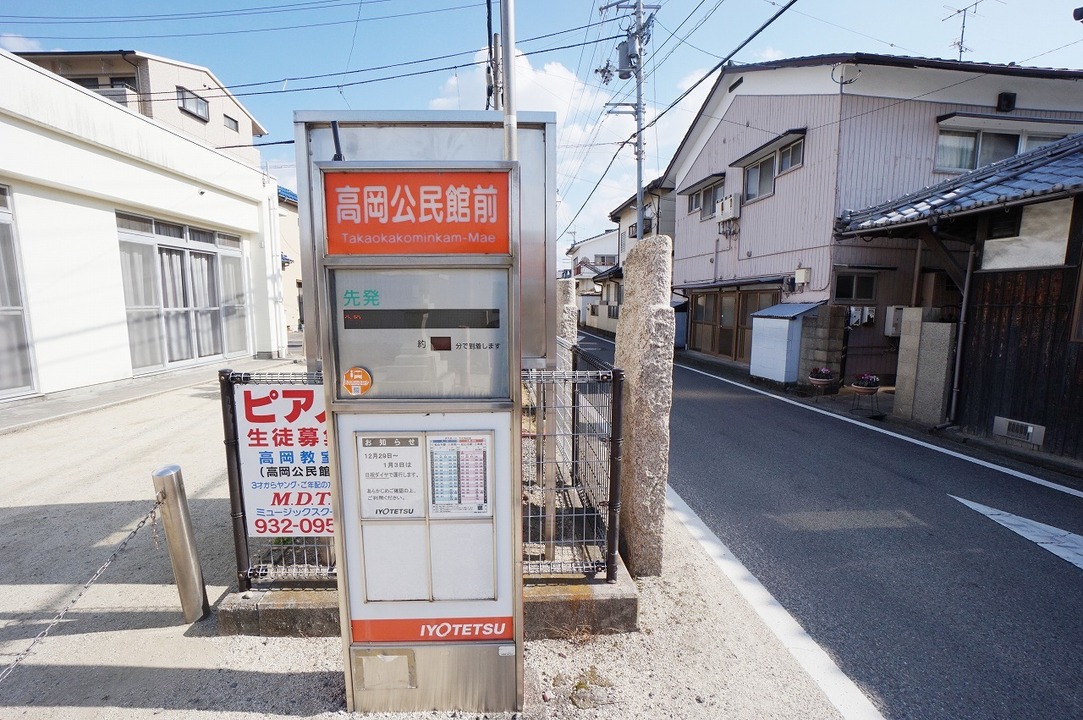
[557,278,577,345]
[613,235,674,577]
[893,307,956,425]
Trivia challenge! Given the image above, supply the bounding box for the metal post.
[606,368,624,583]
[500,0,517,161]
[152,465,210,623]
[633,0,645,250]
[219,370,252,591]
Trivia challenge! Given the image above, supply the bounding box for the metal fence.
[521,337,623,581]
[220,370,335,590]
[220,343,622,590]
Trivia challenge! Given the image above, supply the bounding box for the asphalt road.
[579,332,1083,720]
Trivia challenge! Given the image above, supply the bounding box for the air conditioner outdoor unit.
[718,194,741,221]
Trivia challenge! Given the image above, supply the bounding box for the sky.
[3,0,1083,254]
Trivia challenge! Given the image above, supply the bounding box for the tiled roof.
[836,133,1083,235]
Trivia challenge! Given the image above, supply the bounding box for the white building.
[564,229,618,329]
[0,50,286,401]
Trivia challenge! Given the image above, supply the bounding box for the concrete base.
[523,556,639,640]
[217,561,639,640]
[218,585,340,637]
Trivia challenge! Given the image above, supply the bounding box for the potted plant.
[851,373,880,395]
[808,367,834,387]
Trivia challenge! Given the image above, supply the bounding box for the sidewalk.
[0,354,858,720]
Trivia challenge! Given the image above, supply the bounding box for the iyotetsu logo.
[419,621,508,639]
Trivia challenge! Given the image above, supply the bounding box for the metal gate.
[521,337,623,581]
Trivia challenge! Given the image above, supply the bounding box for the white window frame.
[688,193,702,214]
[176,86,209,122]
[116,212,248,373]
[224,114,239,132]
[745,155,775,202]
[0,185,35,398]
[699,183,724,220]
[935,129,1065,172]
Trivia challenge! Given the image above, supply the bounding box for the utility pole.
[500,0,517,161]
[597,0,657,259]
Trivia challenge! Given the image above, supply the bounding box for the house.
[0,49,286,402]
[278,186,303,331]
[17,50,268,167]
[663,53,1083,381]
[592,177,676,332]
[836,133,1083,461]
[565,229,618,330]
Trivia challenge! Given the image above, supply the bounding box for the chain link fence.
[522,337,623,581]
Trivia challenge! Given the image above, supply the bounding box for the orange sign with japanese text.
[324,170,510,255]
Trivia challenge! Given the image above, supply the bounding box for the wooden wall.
[958,199,1083,459]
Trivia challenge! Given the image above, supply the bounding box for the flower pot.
[850,384,879,395]
[809,377,834,387]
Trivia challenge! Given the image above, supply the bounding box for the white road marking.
[950,495,1083,571]
[577,331,1083,501]
[668,487,886,720]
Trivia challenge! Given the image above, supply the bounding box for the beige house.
[18,50,268,167]
[664,53,1083,381]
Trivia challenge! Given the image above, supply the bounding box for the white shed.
[750,303,823,384]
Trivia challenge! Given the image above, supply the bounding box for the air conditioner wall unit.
[884,305,906,337]
[718,194,741,220]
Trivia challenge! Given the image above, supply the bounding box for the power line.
[118,35,624,108]
[558,0,802,240]
[0,0,372,24]
[10,2,484,40]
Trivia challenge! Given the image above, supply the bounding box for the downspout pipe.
[946,244,976,424]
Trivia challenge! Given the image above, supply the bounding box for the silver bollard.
[152,465,210,623]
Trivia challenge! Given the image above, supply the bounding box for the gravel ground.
[0,372,844,720]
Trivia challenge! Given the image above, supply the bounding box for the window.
[700,183,724,220]
[988,207,1023,239]
[745,155,775,201]
[594,254,616,265]
[0,185,34,396]
[834,273,876,302]
[117,212,247,371]
[743,138,803,202]
[688,193,702,214]
[687,183,724,218]
[779,138,803,172]
[224,114,239,132]
[176,86,209,121]
[936,129,1066,171]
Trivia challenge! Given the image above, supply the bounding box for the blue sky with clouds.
[3,0,1083,244]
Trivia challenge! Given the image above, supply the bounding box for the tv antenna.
[943,0,1003,61]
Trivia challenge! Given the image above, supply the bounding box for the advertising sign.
[234,384,331,536]
[324,170,510,255]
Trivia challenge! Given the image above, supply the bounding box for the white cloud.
[756,47,787,62]
[428,49,714,241]
[0,34,43,53]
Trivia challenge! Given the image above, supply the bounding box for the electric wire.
[0,0,372,23]
[10,2,485,41]
[558,0,802,241]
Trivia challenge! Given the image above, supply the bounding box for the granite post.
[613,234,674,577]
